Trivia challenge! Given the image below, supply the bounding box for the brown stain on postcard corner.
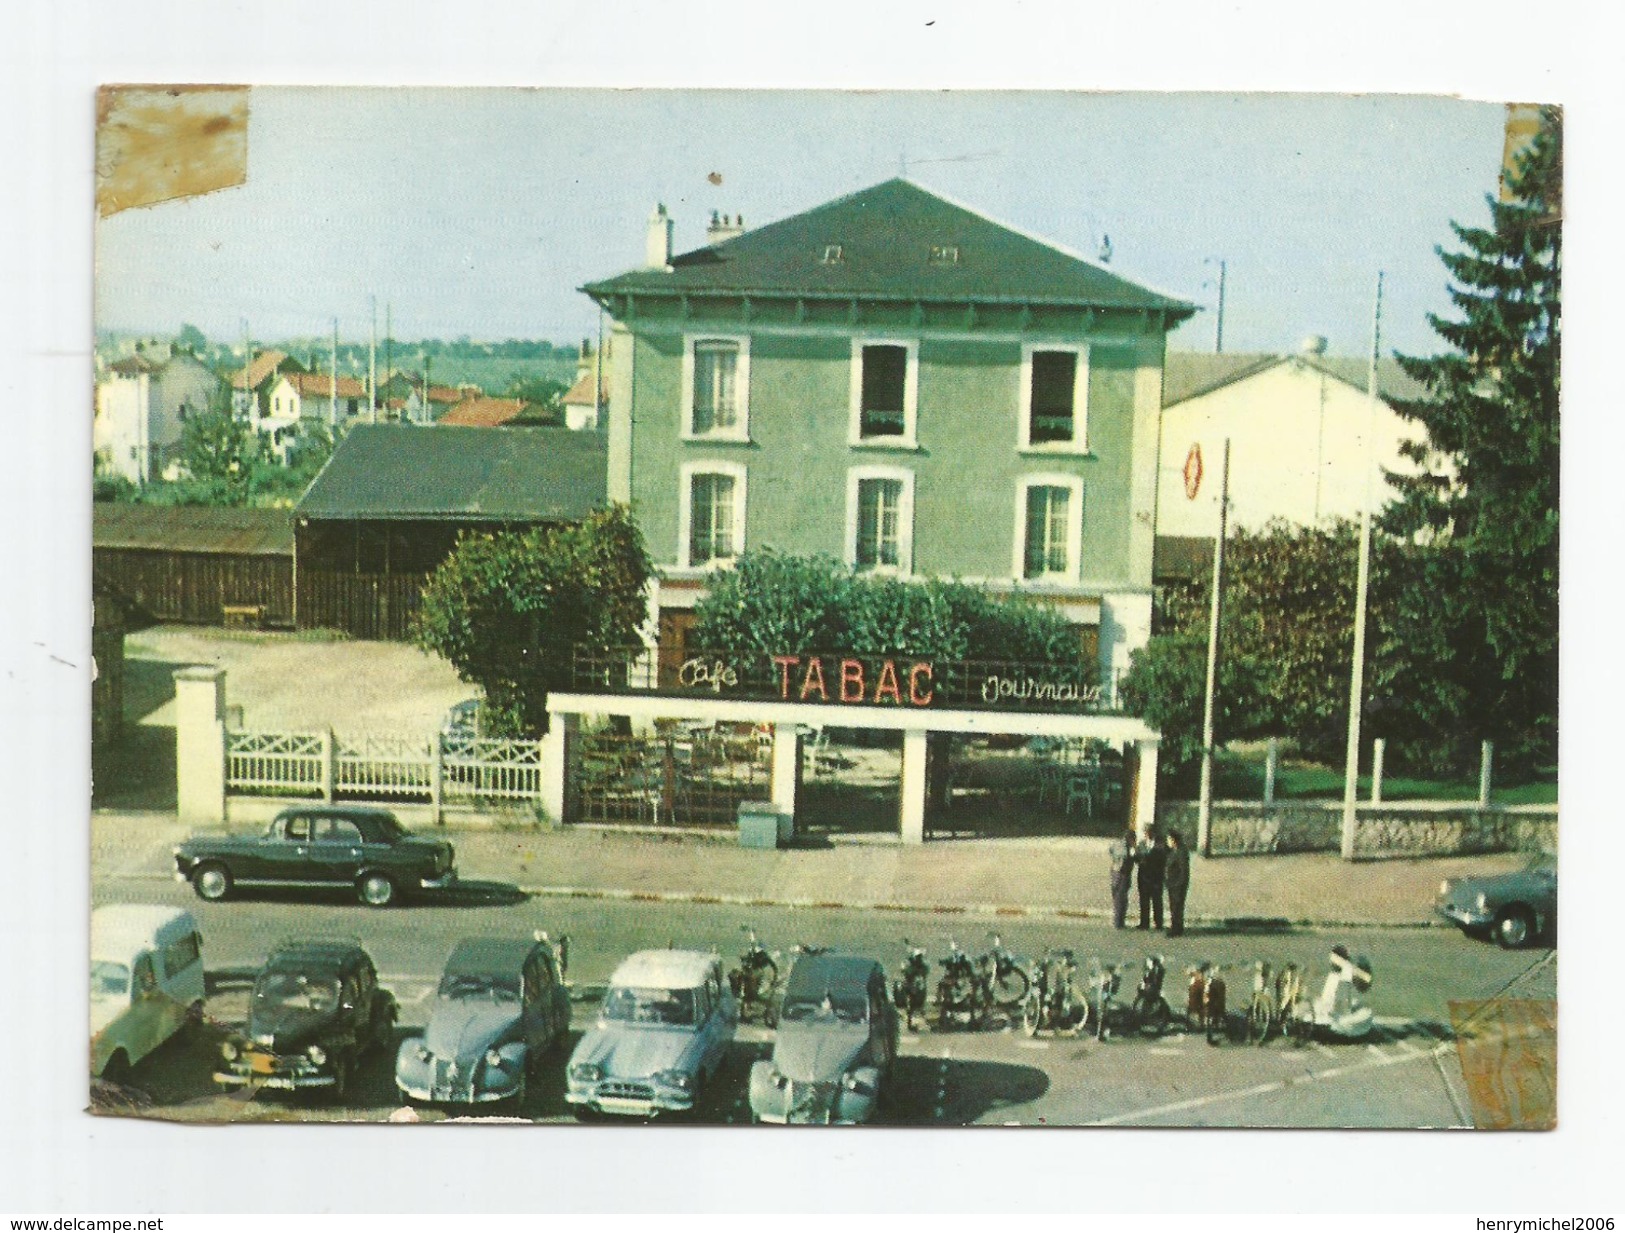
[96,85,249,218]
[1449,998,1557,1130]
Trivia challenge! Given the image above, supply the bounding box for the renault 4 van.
[91,904,206,1080]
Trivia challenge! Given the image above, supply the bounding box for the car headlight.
[220,1040,239,1062]
[306,1045,327,1066]
[1438,880,1452,898]
[1475,892,1489,912]
[569,1062,602,1083]
[485,1048,507,1069]
[654,1069,693,1091]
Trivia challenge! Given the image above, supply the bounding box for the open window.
[679,462,747,569]
[850,339,918,446]
[1019,344,1090,451]
[846,466,914,574]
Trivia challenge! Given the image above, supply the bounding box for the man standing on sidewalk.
[1108,827,1137,928]
[1136,826,1166,930]
[1164,830,1191,937]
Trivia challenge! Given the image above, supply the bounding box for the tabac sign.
[602,650,1112,714]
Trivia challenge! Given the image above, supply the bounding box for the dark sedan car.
[215,940,397,1098]
[748,951,898,1124]
[174,805,456,907]
[1436,854,1557,948]
[395,934,572,1108]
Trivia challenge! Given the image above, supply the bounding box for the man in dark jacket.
[1164,829,1191,937]
[1136,827,1166,930]
[1108,828,1137,929]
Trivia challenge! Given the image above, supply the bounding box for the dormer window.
[929,244,960,265]
[820,245,844,264]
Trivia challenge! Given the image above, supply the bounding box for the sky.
[94,89,1509,360]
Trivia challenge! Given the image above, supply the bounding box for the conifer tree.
[1382,106,1561,771]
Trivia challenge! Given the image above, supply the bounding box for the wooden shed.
[92,504,295,627]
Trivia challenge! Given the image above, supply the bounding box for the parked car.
[91,904,206,1081]
[565,949,737,1119]
[748,951,898,1124]
[215,940,397,1098]
[1436,855,1557,948]
[173,804,457,907]
[396,934,572,1107]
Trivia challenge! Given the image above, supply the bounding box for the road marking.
[1016,1040,1050,1051]
[1146,1047,1185,1057]
[1088,1039,1453,1126]
[1313,1043,1336,1058]
[1366,1043,1387,1059]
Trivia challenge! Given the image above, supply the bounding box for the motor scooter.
[893,939,930,1032]
[1129,954,1173,1036]
[1303,945,1374,1041]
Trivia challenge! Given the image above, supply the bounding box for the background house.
[293,423,607,638]
[582,179,1196,689]
[1155,339,1434,539]
[93,346,223,484]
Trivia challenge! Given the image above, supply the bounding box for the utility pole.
[1340,271,1385,861]
[596,307,607,430]
[368,296,378,424]
[240,319,251,419]
[1204,258,1227,354]
[329,319,339,433]
[1196,438,1231,858]
[384,302,392,419]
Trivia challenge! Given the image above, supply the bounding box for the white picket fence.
[226,728,545,819]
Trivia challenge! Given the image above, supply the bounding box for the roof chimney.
[1300,334,1328,356]
[706,211,745,245]
[645,203,673,269]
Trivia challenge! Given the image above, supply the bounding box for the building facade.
[582,179,1196,690]
[94,349,223,485]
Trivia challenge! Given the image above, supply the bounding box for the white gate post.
[430,735,445,826]
[174,667,226,826]
[1479,740,1494,807]
[770,723,801,819]
[321,728,335,802]
[1371,738,1386,804]
[541,714,578,826]
[1134,738,1161,841]
[899,728,928,845]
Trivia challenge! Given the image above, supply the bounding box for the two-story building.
[94,345,223,485]
[581,179,1197,693]
[549,180,1194,843]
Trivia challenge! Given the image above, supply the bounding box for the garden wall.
[1158,799,1557,859]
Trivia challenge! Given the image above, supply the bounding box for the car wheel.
[357,873,397,908]
[193,862,232,902]
[101,1049,133,1085]
[1494,905,1535,949]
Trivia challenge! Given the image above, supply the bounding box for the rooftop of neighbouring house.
[584,178,1198,317]
[295,424,607,522]
[1162,350,1432,408]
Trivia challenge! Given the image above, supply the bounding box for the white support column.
[1370,738,1386,804]
[899,728,929,845]
[540,714,579,826]
[174,667,226,826]
[1263,737,1279,806]
[770,723,801,818]
[1133,738,1160,840]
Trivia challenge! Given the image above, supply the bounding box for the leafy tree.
[163,408,265,505]
[1117,635,1270,789]
[1382,106,1561,772]
[414,505,652,737]
[175,322,208,354]
[691,549,1081,666]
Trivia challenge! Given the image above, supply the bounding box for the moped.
[727,925,781,1027]
[892,938,930,1031]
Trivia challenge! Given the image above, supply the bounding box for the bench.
[221,603,266,630]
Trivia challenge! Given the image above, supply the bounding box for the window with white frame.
[680,463,746,568]
[849,339,918,445]
[1019,344,1090,451]
[682,336,750,439]
[1015,475,1084,582]
[846,466,914,574]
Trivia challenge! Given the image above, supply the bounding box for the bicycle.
[1184,962,1229,1045]
[1275,962,1313,1046]
[1088,958,1124,1042]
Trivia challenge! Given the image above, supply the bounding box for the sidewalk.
[91,809,1535,928]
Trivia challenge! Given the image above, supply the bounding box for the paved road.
[92,876,1556,1128]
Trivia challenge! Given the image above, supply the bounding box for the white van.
[91,904,206,1079]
